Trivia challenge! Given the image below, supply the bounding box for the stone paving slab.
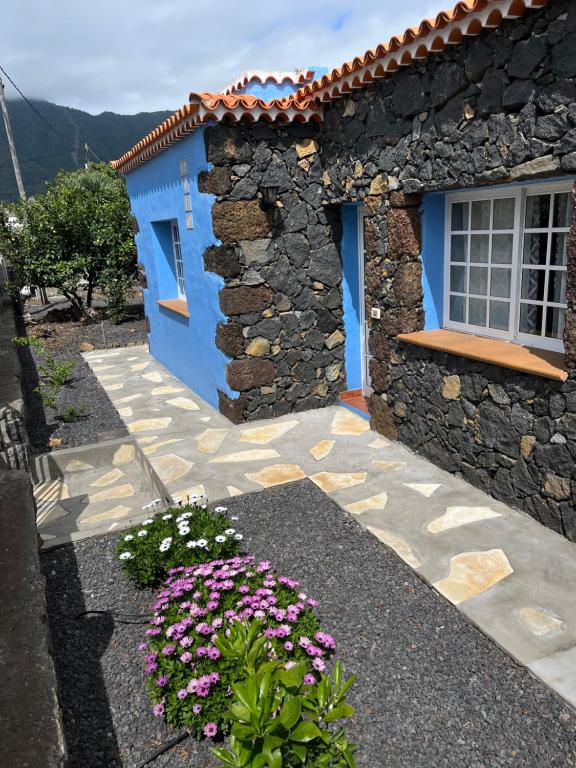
[80,345,576,711]
[33,436,161,549]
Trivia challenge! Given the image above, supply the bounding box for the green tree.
[0,163,137,317]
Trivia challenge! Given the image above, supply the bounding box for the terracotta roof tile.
[112,0,548,174]
[293,0,549,104]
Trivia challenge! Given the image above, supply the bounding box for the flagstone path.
[37,344,576,711]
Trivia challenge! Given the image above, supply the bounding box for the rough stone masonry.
[200,0,576,539]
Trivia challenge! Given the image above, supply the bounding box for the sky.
[3,1,443,116]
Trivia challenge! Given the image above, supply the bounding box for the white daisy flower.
[215,535,226,543]
[181,512,193,519]
[197,538,208,547]
[119,552,134,560]
[215,506,228,513]
[161,537,173,545]
[231,516,239,521]
[142,519,154,525]
[224,528,235,535]
[178,526,190,536]
[124,534,134,541]
[137,530,148,537]
[186,541,197,548]
[162,514,173,520]
[201,504,207,510]
[234,533,243,541]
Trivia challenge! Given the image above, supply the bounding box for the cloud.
[3,0,443,115]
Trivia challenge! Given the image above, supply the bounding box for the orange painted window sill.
[397,329,568,382]
[157,298,189,318]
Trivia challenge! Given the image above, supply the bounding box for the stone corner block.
[387,207,422,260]
[219,285,273,316]
[226,358,275,392]
[198,167,232,196]
[212,200,271,243]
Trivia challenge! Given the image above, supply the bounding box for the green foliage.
[39,357,75,389]
[12,335,80,422]
[116,501,242,587]
[57,405,87,423]
[0,163,138,312]
[212,624,357,768]
[0,99,172,202]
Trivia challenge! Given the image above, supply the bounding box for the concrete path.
[58,344,576,710]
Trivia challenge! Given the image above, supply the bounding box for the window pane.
[492,234,513,264]
[493,198,515,229]
[550,233,568,266]
[451,235,467,262]
[521,269,545,301]
[519,303,543,336]
[470,234,489,262]
[450,265,467,293]
[450,295,465,323]
[553,193,572,228]
[468,297,487,326]
[548,271,566,304]
[489,301,509,331]
[469,266,488,295]
[451,202,469,231]
[525,194,551,229]
[523,233,548,265]
[471,200,491,230]
[545,307,565,340]
[490,268,511,298]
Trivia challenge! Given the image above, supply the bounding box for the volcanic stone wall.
[201,122,346,423]
[200,0,576,537]
[315,0,576,538]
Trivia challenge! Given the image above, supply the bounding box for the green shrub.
[58,405,87,422]
[212,626,356,768]
[116,501,242,587]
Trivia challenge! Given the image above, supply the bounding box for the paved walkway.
[38,344,576,711]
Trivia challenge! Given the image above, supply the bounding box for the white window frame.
[170,220,186,298]
[443,181,573,353]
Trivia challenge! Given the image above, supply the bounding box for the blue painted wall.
[421,193,445,330]
[341,204,362,390]
[240,67,329,100]
[125,127,236,408]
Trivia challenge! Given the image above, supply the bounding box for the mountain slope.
[0,99,172,201]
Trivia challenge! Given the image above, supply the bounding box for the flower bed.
[116,501,243,587]
[141,555,336,739]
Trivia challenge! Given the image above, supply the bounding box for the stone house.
[113,0,576,540]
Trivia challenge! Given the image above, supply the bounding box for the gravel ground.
[42,480,576,768]
[17,309,147,452]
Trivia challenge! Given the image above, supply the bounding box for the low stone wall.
[0,296,28,471]
[0,469,66,767]
[386,343,576,541]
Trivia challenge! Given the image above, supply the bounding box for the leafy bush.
[212,652,356,768]
[12,335,81,422]
[142,557,336,739]
[116,502,242,587]
[0,163,137,311]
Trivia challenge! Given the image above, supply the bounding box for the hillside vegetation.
[0,99,172,200]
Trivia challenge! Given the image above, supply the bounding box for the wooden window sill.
[157,298,189,318]
[397,329,568,382]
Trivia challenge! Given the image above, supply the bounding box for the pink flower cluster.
[141,555,336,735]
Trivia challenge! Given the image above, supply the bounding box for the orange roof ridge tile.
[112,0,548,173]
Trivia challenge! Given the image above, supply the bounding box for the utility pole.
[0,77,26,201]
[0,77,48,306]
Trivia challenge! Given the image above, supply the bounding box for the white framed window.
[444,181,573,352]
[170,220,186,298]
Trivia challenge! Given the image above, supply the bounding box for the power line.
[0,65,107,164]
[0,64,61,137]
